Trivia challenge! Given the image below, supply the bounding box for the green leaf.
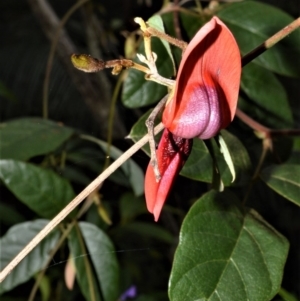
[79,222,120,301]
[0,160,75,218]
[210,139,234,187]
[68,224,101,301]
[80,135,144,196]
[160,12,184,67]
[148,15,176,75]
[180,11,205,39]
[0,118,74,160]
[218,134,236,182]
[180,139,213,183]
[217,1,300,77]
[65,144,130,188]
[128,109,162,156]
[260,164,300,206]
[0,220,60,294]
[182,137,244,186]
[241,63,293,128]
[37,275,51,301]
[219,130,252,185]
[122,38,173,108]
[61,165,92,186]
[169,190,289,301]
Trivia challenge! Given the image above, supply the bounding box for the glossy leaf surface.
[65,144,132,188]
[79,222,120,301]
[0,220,60,294]
[0,160,75,218]
[180,12,205,39]
[0,118,74,160]
[218,1,300,77]
[260,164,300,206]
[122,38,173,108]
[81,136,144,196]
[169,190,289,301]
[68,224,101,301]
[148,15,176,75]
[180,139,212,183]
[241,63,293,128]
[219,130,252,185]
[128,109,162,155]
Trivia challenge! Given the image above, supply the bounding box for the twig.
[145,95,169,181]
[0,123,165,283]
[238,17,300,136]
[236,108,300,138]
[28,223,73,301]
[138,14,188,51]
[242,17,300,67]
[28,182,104,301]
[173,0,182,40]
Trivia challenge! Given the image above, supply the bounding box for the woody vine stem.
[0,16,299,283]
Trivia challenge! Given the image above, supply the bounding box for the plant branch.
[242,17,300,67]
[238,17,300,136]
[28,183,105,301]
[135,17,187,50]
[173,0,182,40]
[0,123,164,283]
[236,108,300,138]
[28,223,73,301]
[146,95,169,181]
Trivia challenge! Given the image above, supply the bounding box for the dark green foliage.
[0,1,299,300]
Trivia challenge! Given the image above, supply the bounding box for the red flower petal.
[163,16,241,139]
[145,129,192,221]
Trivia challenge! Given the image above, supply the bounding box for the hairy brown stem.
[173,0,182,40]
[146,95,169,181]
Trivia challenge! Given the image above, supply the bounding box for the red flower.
[163,16,241,139]
[145,129,192,221]
[145,16,241,221]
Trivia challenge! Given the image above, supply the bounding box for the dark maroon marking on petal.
[161,130,193,171]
